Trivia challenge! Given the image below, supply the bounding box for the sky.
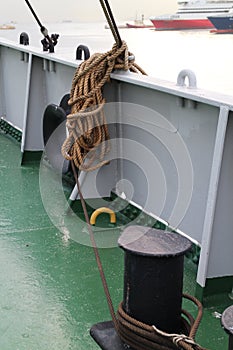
[1,0,177,23]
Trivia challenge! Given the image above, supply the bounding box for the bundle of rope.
[61,40,146,172]
[116,294,209,350]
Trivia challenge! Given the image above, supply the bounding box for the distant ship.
[150,0,233,30]
[126,15,154,28]
[208,8,233,32]
[0,24,15,30]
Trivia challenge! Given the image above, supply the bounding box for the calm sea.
[1,21,233,98]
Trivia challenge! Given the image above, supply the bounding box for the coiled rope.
[61,41,146,171]
[117,294,208,350]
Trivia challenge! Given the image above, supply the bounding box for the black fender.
[43,100,70,174]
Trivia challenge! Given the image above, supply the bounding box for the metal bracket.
[19,32,29,46]
[177,69,197,89]
[76,45,90,60]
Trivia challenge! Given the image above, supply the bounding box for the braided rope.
[117,294,209,350]
[61,41,146,172]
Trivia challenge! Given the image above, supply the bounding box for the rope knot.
[152,325,204,350]
[172,334,196,347]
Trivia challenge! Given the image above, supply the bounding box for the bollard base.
[90,321,130,350]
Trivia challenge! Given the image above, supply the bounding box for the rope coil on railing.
[61,41,146,171]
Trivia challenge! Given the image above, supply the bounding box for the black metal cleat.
[41,33,59,53]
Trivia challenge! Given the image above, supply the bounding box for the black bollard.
[90,225,192,349]
[221,305,233,350]
[118,225,192,333]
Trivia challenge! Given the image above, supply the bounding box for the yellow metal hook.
[90,207,116,225]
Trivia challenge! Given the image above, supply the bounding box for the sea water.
[1,21,233,98]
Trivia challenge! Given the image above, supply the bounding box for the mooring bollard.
[221,305,233,350]
[90,225,192,349]
[118,225,192,333]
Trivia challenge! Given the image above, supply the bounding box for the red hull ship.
[150,0,233,30]
[150,18,214,30]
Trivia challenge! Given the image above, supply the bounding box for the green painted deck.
[0,133,232,350]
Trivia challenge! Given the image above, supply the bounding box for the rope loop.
[117,296,209,350]
[61,40,146,171]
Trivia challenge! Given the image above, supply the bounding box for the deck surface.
[0,133,231,350]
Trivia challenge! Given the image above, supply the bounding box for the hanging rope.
[61,41,146,171]
[70,161,119,331]
[61,0,146,171]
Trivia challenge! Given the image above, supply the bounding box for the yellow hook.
[90,207,116,225]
